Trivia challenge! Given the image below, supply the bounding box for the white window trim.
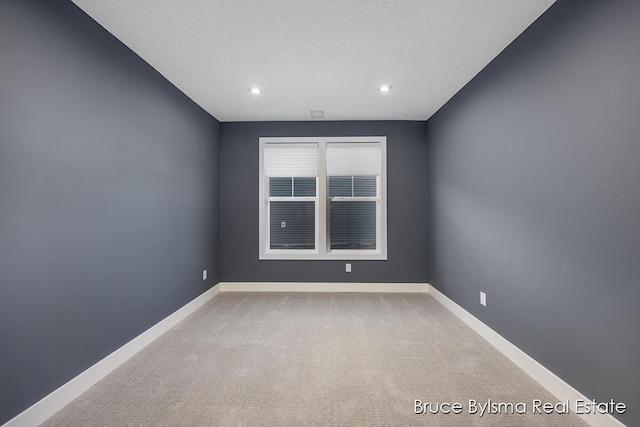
[259,136,387,260]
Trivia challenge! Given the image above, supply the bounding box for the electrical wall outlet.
[203,270,208,281]
[480,291,486,306]
[281,221,286,228]
[345,263,352,273]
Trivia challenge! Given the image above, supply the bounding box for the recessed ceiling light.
[249,87,262,95]
[378,84,392,93]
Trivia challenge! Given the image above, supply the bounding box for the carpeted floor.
[43,292,587,426]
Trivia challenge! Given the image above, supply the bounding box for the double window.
[259,137,387,260]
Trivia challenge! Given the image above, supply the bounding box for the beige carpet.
[43,292,586,426]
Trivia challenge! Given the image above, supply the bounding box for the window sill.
[260,250,387,261]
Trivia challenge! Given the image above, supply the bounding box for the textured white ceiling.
[71,0,555,122]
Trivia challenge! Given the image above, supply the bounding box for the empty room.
[1,0,638,426]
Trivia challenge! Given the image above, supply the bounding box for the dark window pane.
[328,176,352,196]
[330,201,376,250]
[269,177,292,196]
[353,176,377,197]
[270,201,315,249]
[293,177,316,196]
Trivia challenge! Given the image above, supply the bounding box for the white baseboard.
[2,284,221,427]
[427,284,625,427]
[218,282,429,293]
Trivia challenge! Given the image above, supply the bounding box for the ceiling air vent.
[310,110,324,119]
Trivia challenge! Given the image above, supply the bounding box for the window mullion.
[329,196,379,202]
[269,196,316,201]
[318,141,328,255]
[265,199,270,251]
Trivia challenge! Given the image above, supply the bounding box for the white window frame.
[259,136,387,260]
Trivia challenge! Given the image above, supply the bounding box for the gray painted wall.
[0,0,220,423]
[220,121,428,283]
[426,0,640,424]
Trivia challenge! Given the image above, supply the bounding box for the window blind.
[326,143,380,176]
[265,143,318,177]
